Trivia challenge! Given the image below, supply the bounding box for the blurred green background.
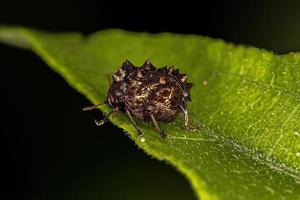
[1,0,300,200]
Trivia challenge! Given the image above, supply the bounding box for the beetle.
[83,60,193,139]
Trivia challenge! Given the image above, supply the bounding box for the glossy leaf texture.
[1,26,300,200]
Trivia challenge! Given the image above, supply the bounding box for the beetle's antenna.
[82,102,106,111]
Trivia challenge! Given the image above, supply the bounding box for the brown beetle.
[83,60,193,139]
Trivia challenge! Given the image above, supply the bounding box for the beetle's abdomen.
[123,74,182,122]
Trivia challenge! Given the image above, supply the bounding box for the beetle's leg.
[125,108,145,141]
[150,114,167,138]
[180,105,189,127]
[82,102,106,111]
[180,105,198,132]
[95,107,119,126]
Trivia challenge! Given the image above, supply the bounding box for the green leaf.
[1,26,300,200]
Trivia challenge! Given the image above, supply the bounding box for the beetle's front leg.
[125,107,145,142]
[95,107,119,126]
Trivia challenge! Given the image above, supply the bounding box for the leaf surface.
[1,26,300,200]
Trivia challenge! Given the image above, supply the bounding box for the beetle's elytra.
[83,60,193,140]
